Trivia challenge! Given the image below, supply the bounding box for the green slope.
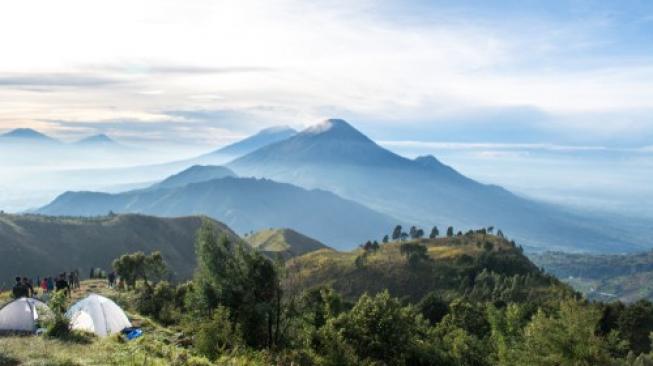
[246,228,331,258]
[0,213,239,286]
[286,232,570,302]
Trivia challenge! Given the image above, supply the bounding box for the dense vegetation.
[532,250,653,302]
[4,221,653,365]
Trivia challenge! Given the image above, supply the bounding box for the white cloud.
[0,0,652,143]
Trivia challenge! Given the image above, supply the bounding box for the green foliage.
[417,292,449,325]
[399,242,430,268]
[112,251,167,289]
[517,300,614,365]
[318,291,445,365]
[192,219,283,349]
[194,306,243,361]
[135,281,186,325]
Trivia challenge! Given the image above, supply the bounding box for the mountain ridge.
[229,118,649,253]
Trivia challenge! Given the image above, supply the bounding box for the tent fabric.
[66,294,131,337]
[0,297,50,333]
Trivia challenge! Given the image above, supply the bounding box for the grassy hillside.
[286,232,569,303]
[0,213,238,287]
[532,250,653,302]
[246,228,331,258]
[0,280,269,366]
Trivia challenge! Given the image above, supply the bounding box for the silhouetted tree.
[382,235,389,244]
[409,226,418,239]
[429,226,439,239]
[392,225,402,241]
[446,226,454,237]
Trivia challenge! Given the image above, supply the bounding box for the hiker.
[40,277,48,294]
[22,277,34,297]
[47,276,54,293]
[108,272,116,288]
[73,270,80,289]
[12,276,28,298]
[68,272,75,290]
[55,274,70,297]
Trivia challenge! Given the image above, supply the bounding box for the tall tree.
[429,226,439,239]
[392,225,402,241]
[447,226,454,237]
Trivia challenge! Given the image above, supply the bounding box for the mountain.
[0,128,59,144]
[230,118,650,253]
[246,228,332,258]
[74,134,121,148]
[286,232,570,302]
[149,165,236,189]
[0,213,238,284]
[37,175,399,249]
[200,126,297,160]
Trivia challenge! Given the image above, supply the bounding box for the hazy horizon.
[1,1,652,220]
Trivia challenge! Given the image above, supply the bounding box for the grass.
[284,233,528,302]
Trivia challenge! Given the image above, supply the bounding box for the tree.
[447,226,454,237]
[392,225,402,241]
[192,219,283,349]
[112,251,167,289]
[400,232,409,242]
[418,292,449,325]
[516,300,613,365]
[319,291,444,365]
[415,228,425,239]
[409,226,418,239]
[617,300,653,355]
[429,226,439,239]
[400,243,430,267]
[382,235,389,243]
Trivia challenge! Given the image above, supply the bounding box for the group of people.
[11,270,81,299]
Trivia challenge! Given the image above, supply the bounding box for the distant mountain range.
[74,134,121,148]
[229,119,651,252]
[246,228,332,258]
[0,128,121,147]
[0,213,238,284]
[37,165,399,248]
[195,126,297,164]
[25,119,653,252]
[0,128,59,143]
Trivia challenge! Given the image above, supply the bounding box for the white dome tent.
[0,298,51,334]
[66,294,131,337]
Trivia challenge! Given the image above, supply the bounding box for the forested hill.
[0,213,238,285]
[285,230,572,303]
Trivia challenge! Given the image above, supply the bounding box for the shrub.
[194,306,243,360]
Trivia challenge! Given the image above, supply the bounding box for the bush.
[318,291,443,365]
[194,306,243,360]
[135,281,183,325]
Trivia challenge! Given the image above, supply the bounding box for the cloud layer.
[0,0,652,146]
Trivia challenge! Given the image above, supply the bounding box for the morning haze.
[1,1,653,365]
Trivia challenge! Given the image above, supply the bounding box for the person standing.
[41,277,48,294]
[47,276,54,293]
[22,277,33,297]
[11,277,28,298]
[55,274,70,297]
